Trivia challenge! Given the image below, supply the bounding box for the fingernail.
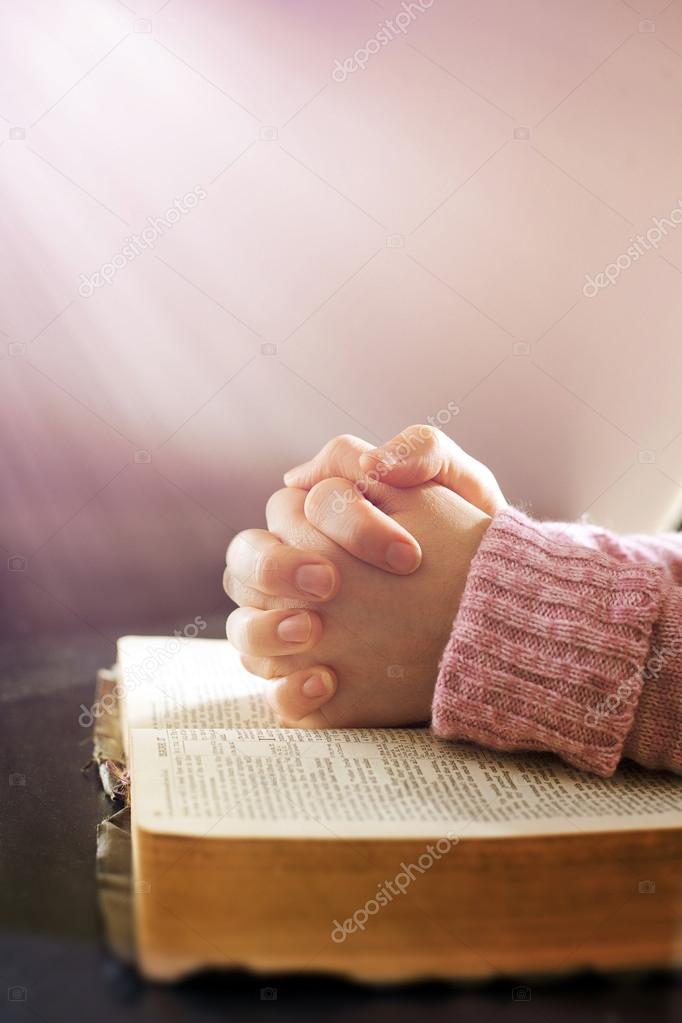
[302,672,335,699]
[283,460,310,485]
[376,447,399,466]
[277,612,311,643]
[360,449,388,471]
[386,540,420,573]
[295,564,335,598]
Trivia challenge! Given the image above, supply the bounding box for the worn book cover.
[93,637,682,981]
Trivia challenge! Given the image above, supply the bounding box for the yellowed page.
[131,726,682,840]
[117,637,274,756]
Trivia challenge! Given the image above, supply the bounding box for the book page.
[132,727,682,840]
[118,637,274,754]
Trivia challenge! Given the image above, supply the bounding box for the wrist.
[449,508,493,621]
[421,508,493,720]
[432,507,663,775]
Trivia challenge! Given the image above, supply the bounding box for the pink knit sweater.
[432,508,682,776]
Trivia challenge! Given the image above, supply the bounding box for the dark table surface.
[1,624,681,1023]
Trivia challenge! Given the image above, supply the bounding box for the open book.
[103,636,682,982]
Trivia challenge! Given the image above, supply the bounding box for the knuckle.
[253,656,285,680]
[251,551,281,590]
[225,531,247,570]
[240,654,272,679]
[407,423,439,451]
[222,564,239,602]
[267,677,302,721]
[264,488,288,522]
[238,612,260,651]
[265,684,289,720]
[324,433,361,463]
[303,481,329,522]
[469,457,495,491]
[225,609,242,646]
[478,464,496,490]
[304,477,350,523]
[325,432,352,453]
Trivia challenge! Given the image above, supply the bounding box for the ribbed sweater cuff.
[432,508,664,776]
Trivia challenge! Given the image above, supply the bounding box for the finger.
[226,606,323,657]
[301,477,421,573]
[283,434,373,490]
[264,485,307,533]
[358,425,507,516]
[240,653,310,680]
[266,666,337,727]
[268,478,421,572]
[225,528,339,602]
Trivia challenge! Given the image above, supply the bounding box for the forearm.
[432,508,682,776]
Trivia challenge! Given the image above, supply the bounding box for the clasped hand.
[223,426,505,728]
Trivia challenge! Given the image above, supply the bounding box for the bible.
[100,635,682,982]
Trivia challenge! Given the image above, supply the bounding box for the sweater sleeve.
[541,519,682,584]
[432,507,682,776]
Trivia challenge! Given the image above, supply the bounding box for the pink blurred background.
[2,0,682,640]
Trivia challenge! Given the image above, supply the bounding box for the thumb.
[358,425,506,517]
